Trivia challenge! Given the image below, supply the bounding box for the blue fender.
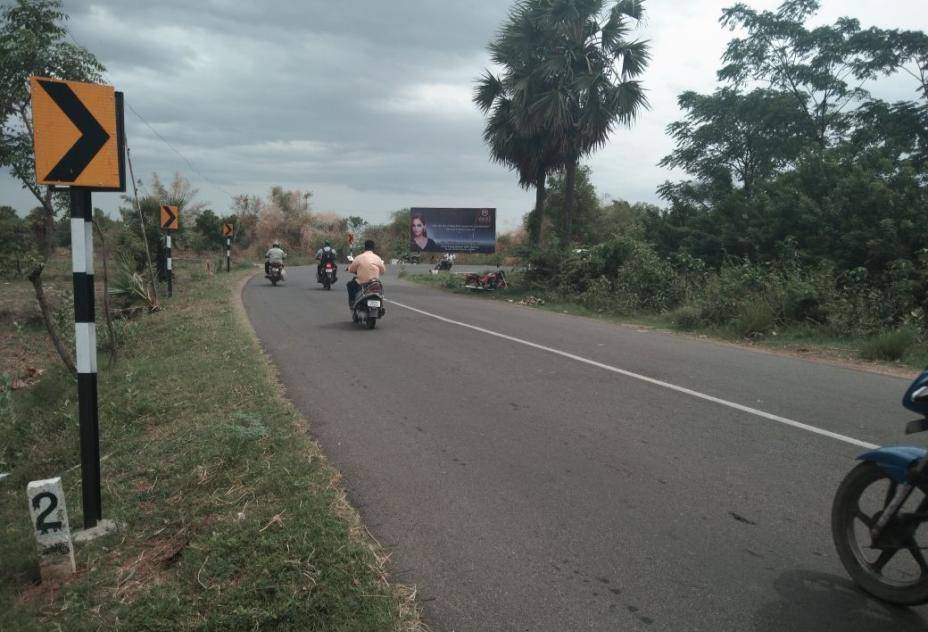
[858,446,928,483]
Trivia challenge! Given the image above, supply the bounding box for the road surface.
[243,265,927,631]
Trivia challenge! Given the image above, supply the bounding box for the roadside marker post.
[31,76,126,529]
[160,205,179,297]
[27,478,76,581]
[223,223,234,271]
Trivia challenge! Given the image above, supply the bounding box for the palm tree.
[475,3,565,247]
[475,72,562,246]
[519,0,651,247]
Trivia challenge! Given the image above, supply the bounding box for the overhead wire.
[65,26,237,203]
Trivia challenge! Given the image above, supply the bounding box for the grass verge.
[404,271,926,374]
[1,265,421,631]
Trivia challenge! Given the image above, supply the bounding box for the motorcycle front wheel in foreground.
[832,461,928,605]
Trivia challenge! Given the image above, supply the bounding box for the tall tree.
[0,0,104,375]
[718,0,883,148]
[0,0,105,257]
[659,88,806,200]
[520,0,650,247]
[475,4,565,248]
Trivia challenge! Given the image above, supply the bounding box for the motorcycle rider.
[315,240,337,281]
[347,239,385,306]
[265,241,286,275]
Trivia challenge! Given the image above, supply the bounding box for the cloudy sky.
[3,0,927,230]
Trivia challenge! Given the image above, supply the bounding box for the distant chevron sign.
[161,205,179,230]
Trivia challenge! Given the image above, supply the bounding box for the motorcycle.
[434,254,454,271]
[464,268,508,291]
[831,368,928,605]
[317,260,337,290]
[266,261,285,286]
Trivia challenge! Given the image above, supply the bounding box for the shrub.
[670,305,702,331]
[731,299,777,339]
[859,328,919,362]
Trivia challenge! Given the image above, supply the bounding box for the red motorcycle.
[317,261,337,290]
[464,269,508,290]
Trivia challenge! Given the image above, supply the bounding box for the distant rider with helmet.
[315,240,337,282]
[265,241,286,275]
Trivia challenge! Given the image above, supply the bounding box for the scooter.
[317,260,337,290]
[831,368,928,605]
[346,256,386,329]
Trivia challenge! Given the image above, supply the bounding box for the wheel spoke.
[855,508,873,528]
[909,545,928,576]
[872,549,899,573]
[885,481,899,508]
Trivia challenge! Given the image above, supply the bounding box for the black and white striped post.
[165,230,173,297]
[70,188,102,529]
[222,222,234,272]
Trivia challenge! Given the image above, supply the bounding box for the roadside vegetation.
[454,0,928,370]
[0,261,420,630]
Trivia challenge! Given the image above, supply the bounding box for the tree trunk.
[561,158,578,249]
[529,171,546,247]
[126,147,160,310]
[93,221,118,364]
[28,264,77,378]
[41,187,56,260]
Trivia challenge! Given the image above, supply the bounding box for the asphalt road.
[243,265,928,631]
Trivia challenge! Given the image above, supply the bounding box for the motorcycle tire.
[271,278,278,287]
[367,317,377,329]
[324,281,331,290]
[832,461,928,605]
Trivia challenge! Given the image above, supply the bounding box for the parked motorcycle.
[317,260,337,290]
[831,368,928,605]
[464,268,507,290]
[266,261,285,286]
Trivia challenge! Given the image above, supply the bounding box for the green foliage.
[0,0,105,259]
[731,300,777,339]
[477,0,650,246]
[0,206,34,277]
[860,328,920,362]
[544,165,601,244]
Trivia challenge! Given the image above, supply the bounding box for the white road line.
[389,299,880,450]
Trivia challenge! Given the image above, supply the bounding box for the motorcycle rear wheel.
[367,317,377,329]
[270,278,278,286]
[832,461,928,605]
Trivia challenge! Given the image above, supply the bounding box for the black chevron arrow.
[38,79,110,182]
[162,205,177,228]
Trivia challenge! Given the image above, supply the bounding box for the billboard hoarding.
[410,208,496,254]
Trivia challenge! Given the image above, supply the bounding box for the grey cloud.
[3,0,926,227]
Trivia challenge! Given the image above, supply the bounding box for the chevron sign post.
[30,77,126,529]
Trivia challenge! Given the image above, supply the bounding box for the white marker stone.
[26,477,76,581]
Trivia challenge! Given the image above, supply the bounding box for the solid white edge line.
[388,299,880,451]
